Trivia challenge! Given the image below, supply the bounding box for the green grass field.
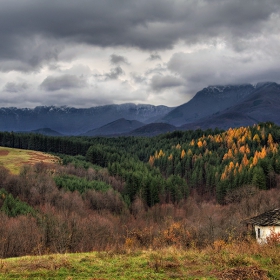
[0,242,278,280]
[0,249,220,280]
[0,146,59,174]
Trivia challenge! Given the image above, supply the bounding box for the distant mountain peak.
[180,81,280,130]
[161,82,277,126]
[207,85,228,92]
[254,81,278,88]
[207,83,253,91]
[196,84,254,98]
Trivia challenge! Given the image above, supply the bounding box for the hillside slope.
[161,84,255,126]
[83,118,145,136]
[181,82,280,130]
[127,122,177,137]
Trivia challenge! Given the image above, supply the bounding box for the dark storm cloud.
[105,67,124,80]
[0,0,279,71]
[151,75,184,92]
[3,82,29,93]
[0,35,61,72]
[110,54,129,65]
[40,75,86,91]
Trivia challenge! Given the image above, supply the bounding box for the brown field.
[0,146,60,174]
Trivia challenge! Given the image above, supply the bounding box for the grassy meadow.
[0,240,279,280]
[0,146,59,174]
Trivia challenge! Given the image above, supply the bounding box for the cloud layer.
[0,0,280,107]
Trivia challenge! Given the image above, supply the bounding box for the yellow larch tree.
[149,155,155,166]
[181,149,186,159]
[197,140,203,148]
[158,149,165,158]
[253,134,261,143]
[239,145,246,154]
[267,133,274,148]
[260,147,267,159]
[252,153,259,166]
[241,154,249,167]
[203,140,207,147]
[229,161,235,171]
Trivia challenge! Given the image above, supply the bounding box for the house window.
[257,228,261,238]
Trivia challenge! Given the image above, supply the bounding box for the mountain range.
[0,82,279,136]
[0,104,172,136]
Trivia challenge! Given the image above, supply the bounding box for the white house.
[244,208,280,244]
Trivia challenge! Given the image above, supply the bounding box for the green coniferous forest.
[0,122,280,257]
[1,122,280,204]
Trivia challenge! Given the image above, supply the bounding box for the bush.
[0,189,35,217]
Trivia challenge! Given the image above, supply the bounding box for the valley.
[0,83,280,279]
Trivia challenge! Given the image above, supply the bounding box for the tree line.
[1,122,280,205]
[0,122,280,257]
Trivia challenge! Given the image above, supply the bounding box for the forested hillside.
[1,122,280,204]
[0,122,280,257]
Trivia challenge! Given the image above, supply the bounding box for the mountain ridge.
[0,104,173,135]
[0,82,279,136]
[161,84,256,126]
[180,82,280,130]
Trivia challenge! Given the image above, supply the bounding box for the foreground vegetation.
[0,123,280,278]
[0,240,279,279]
[2,158,280,258]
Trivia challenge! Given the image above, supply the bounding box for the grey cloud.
[148,53,161,61]
[0,35,61,72]
[0,61,34,73]
[145,64,167,76]
[131,73,147,84]
[105,66,124,80]
[40,75,86,91]
[167,49,280,94]
[0,0,279,69]
[3,82,29,93]
[0,0,280,108]
[110,54,129,65]
[151,75,184,92]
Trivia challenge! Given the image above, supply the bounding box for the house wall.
[254,225,280,243]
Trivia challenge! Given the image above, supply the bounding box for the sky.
[0,0,280,108]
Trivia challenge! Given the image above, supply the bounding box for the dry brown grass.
[0,146,60,174]
[217,266,269,280]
